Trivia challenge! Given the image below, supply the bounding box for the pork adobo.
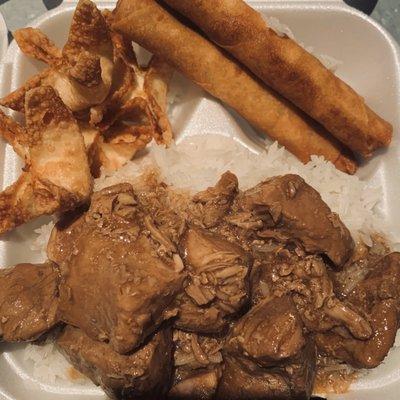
[316,252,400,368]
[58,325,173,399]
[217,296,316,400]
[230,174,354,267]
[169,330,224,399]
[0,172,399,399]
[0,262,59,342]
[48,183,185,354]
[175,225,250,333]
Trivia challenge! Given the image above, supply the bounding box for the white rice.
[24,340,90,386]
[29,221,55,263]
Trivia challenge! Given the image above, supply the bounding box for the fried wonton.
[1,0,173,172]
[80,121,152,177]
[0,87,92,234]
[94,21,173,145]
[4,0,114,113]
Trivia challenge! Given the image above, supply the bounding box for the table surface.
[371,0,400,43]
[0,0,399,43]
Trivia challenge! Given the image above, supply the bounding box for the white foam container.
[0,1,399,399]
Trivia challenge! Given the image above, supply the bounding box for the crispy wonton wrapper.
[81,121,152,177]
[1,1,173,173]
[2,0,114,113]
[0,87,92,234]
[94,17,174,145]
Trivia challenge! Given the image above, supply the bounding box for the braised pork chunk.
[58,325,173,399]
[0,262,59,342]
[48,183,185,353]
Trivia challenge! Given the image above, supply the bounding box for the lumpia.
[162,0,392,157]
[113,0,357,173]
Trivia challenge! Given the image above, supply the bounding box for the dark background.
[345,0,378,14]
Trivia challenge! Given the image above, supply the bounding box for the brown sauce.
[313,366,358,395]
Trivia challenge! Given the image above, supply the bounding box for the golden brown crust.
[0,110,30,159]
[3,2,114,111]
[1,0,173,178]
[0,69,53,113]
[113,0,356,173]
[92,27,174,157]
[25,86,76,142]
[62,0,113,88]
[13,28,63,67]
[0,86,92,235]
[0,174,36,234]
[334,154,358,175]
[110,25,138,67]
[162,0,392,157]
[90,124,152,176]
[94,58,138,129]
[0,173,88,235]
[67,51,102,88]
[64,0,112,60]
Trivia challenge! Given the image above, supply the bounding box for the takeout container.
[0,1,399,399]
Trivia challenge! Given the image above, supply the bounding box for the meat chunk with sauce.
[316,252,400,368]
[342,252,400,312]
[229,174,354,267]
[217,345,316,400]
[175,225,250,333]
[57,325,173,399]
[217,355,292,400]
[217,296,316,400]
[3,166,400,400]
[48,183,185,354]
[189,171,238,228]
[225,296,306,366]
[0,262,59,342]
[316,300,397,369]
[250,248,372,340]
[169,330,224,399]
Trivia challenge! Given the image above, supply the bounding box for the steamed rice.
[24,340,90,386]
[30,221,55,263]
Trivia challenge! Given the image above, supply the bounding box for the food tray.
[0,1,399,399]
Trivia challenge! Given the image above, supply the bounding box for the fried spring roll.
[161,0,392,157]
[113,0,357,173]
